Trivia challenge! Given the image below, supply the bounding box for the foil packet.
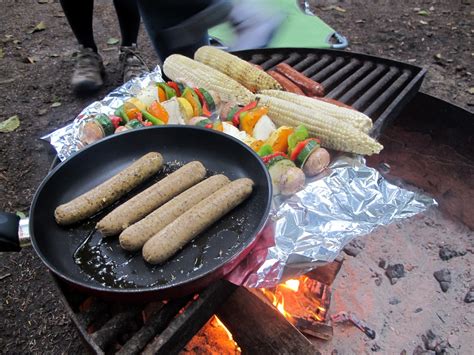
[42,67,436,288]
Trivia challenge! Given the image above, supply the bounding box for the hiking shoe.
[119,44,148,83]
[71,46,104,95]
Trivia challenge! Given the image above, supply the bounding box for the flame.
[260,276,329,325]
[213,316,242,352]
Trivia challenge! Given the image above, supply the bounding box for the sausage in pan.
[97,161,206,236]
[275,63,325,97]
[142,178,254,264]
[119,174,230,251]
[267,70,305,95]
[54,152,163,226]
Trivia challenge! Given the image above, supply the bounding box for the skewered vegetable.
[263,152,305,196]
[256,94,383,155]
[259,90,373,133]
[163,54,255,105]
[194,46,282,92]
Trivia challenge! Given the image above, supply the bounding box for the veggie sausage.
[97,161,206,236]
[311,96,354,110]
[119,174,230,251]
[275,63,325,97]
[142,178,254,265]
[54,152,163,226]
[267,70,305,95]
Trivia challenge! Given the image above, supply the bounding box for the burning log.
[216,287,319,354]
[294,317,333,340]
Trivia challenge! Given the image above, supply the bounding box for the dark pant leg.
[137,0,232,61]
[112,0,141,47]
[59,0,97,51]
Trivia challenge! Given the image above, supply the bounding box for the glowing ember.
[260,275,330,325]
[212,316,241,352]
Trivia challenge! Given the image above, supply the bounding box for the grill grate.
[233,48,426,138]
[52,276,236,355]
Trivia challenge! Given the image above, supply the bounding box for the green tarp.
[209,0,340,49]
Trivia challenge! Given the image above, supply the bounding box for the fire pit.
[40,47,470,353]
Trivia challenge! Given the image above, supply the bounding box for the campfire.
[260,275,331,336]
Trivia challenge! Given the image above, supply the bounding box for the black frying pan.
[0,126,272,301]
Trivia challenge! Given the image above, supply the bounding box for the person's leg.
[59,0,97,52]
[113,0,148,83]
[137,0,232,61]
[112,0,140,47]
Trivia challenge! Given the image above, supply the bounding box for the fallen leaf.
[51,102,62,108]
[38,108,48,115]
[0,115,20,133]
[28,21,46,34]
[54,12,65,17]
[0,48,3,59]
[0,78,15,85]
[107,37,120,45]
[434,53,443,60]
[468,87,474,95]
[321,5,346,13]
[419,20,428,25]
[355,19,365,24]
[429,6,435,11]
[418,10,429,16]
[24,56,38,64]
[413,7,421,11]
[16,211,26,219]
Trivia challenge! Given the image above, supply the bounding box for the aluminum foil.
[42,66,164,161]
[233,155,436,288]
[41,67,436,288]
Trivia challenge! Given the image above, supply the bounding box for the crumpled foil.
[41,67,436,288]
[42,66,164,161]
[235,155,436,288]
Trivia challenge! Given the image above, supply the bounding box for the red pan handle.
[0,212,30,252]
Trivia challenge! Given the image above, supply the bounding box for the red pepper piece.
[232,101,258,127]
[194,88,212,117]
[262,152,288,164]
[167,81,181,96]
[109,115,123,128]
[143,121,153,126]
[290,138,321,161]
[204,123,213,129]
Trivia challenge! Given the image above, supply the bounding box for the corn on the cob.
[163,54,255,105]
[194,46,282,92]
[256,94,383,155]
[259,90,373,133]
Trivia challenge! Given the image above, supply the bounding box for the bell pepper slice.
[114,105,129,123]
[124,102,142,120]
[240,106,269,135]
[257,144,273,157]
[167,81,181,96]
[157,86,167,102]
[182,88,202,117]
[262,152,288,165]
[157,83,176,100]
[147,101,169,124]
[287,125,309,153]
[193,88,212,117]
[197,88,216,112]
[232,100,258,126]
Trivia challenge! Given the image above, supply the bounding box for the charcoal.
[439,246,466,261]
[378,258,387,269]
[343,239,366,257]
[433,269,451,292]
[385,264,405,285]
[389,297,401,305]
[464,286,474,303]
[422,330,447,354]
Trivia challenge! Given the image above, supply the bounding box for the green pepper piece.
[114,104,129,123]
[141,110,164,125]
[257,144,273,157]
[157,83,176,100]
[288,125,309,152]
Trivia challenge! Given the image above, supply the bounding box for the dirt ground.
[0,0,472,353]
